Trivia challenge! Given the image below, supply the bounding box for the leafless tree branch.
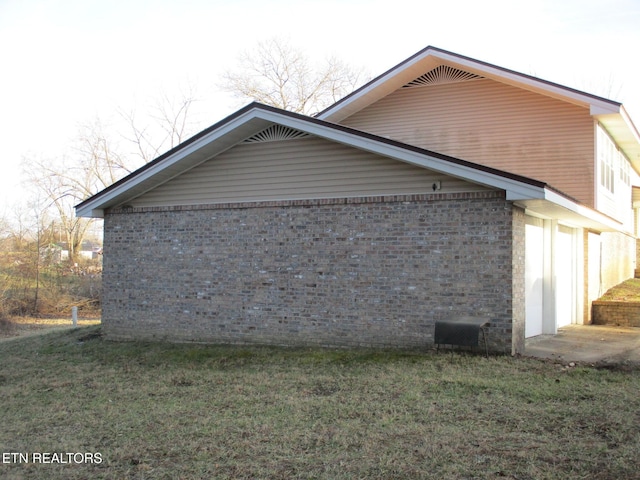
[220,37,368,115]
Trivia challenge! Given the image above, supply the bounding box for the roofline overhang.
[595,105,640,173]
[516,189,627,233]
[76,103,273,217]
[76,103,625,237]
[318,46,622,121]
[317,45,640,169]
[75,103,549,218]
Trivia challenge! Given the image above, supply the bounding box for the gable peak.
[242,124,310,144]
[403,65,484,89]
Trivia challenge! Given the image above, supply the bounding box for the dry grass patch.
[1,327,639,479]
[0,317,101,341]
[599,278,640,302]
[0,314,16,336]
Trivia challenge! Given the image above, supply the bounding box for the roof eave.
[317,45,640,177]
[516,189,626,233]
[595,106,640,173]
[318,46,623,123]
[75,103,549,218]
[76,104,273,217]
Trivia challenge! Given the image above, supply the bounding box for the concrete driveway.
[525,324,640,365]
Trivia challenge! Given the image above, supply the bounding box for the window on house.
[620,153,631,186]
[599,137,615,193]
[597,125,619,194]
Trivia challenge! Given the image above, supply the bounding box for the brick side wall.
[102,192,516,352]
[510,206,526,355]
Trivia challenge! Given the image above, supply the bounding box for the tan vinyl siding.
[341,78,596,206]
[130,136,488,207]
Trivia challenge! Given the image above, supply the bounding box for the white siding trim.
[76,106,547,217]
[319,47,621,123]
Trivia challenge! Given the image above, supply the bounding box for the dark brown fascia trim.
[317,45,621,118]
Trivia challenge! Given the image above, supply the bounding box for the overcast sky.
[1,0,639,213]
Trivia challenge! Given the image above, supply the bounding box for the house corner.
[511,206,526,355]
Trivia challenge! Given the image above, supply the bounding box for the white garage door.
[556,225,575,328]
[525,217,544,338]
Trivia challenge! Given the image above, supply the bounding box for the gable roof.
[75,103,622,233]
[317,46,640,170]
[76,103,547,215]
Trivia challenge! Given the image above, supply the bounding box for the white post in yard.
[72,306,78,327]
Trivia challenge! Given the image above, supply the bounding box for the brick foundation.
[102,192,518,353]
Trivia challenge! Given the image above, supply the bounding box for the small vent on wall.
[403,65,484,88]
[242,125,310,143]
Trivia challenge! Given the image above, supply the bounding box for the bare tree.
[23,89,202,265]
[75,118,132,193]
[120,86,199,164]
[21,118,123,264]
[0,212,11,241]
[28,198,52,314]
[220,38,367,115]
[22,156,95,266]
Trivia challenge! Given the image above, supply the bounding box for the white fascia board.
[617,106,640,161]
[269,111,547,200]
[397,151,545,200]
[437,52,619,113]
[76,204,104,219]
[318,50,436,122]
[118,108,261,184]
[320,48,621,122]
[77,105,547,217]
[620,105,640,141]
[543,189,623,231]
[82,208,105,219]
[596,107,640,174]
[76,108,273,217]
[591,103,621,116]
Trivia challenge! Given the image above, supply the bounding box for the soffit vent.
[242,124,310,143]
[403,65,484,88]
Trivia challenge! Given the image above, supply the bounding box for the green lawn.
[1,326,639,479]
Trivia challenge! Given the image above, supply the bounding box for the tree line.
[0,38,367,319]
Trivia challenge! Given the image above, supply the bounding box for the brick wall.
[510,206,526,355]
[102,192,517,353]
[592,301,640,327]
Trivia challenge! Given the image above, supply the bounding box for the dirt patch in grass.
[0,316,101,342]
[599,278,640,302]
[1,327,639,479]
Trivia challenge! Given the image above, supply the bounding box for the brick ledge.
[107,191,505,214]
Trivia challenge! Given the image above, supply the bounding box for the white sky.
[1,0,640,213]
